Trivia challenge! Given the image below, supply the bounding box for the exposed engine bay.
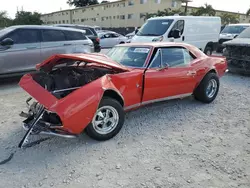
[18,61,119,148]
[32,64,117,98]
[224,45,250,74]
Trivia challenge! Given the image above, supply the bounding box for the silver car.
[98,31,127,48]
[0,25,94,77]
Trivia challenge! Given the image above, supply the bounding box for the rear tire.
[194,73,219,103]
[86,97,125,141]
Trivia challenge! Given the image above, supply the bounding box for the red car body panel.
[19,42,228,134]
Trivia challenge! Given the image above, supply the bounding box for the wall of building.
[41,0,182,27]
[41,0,250,28]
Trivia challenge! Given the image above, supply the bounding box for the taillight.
[96,38,100,42]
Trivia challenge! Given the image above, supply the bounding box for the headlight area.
[18,97,77,148]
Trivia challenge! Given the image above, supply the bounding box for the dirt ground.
[0,73,250,188]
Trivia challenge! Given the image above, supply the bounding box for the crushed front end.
[223,44,250,75]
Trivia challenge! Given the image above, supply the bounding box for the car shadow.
[0,95,212,171]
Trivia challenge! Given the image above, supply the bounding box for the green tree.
[247,8,250,16]
[192,3,216,16]
[13,11,43,25]
[221,13,239,25]
[67,0,99,7]
[142,13,156,21]
[0,11,12,27]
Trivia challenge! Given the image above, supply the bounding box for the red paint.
[19,43,227,134]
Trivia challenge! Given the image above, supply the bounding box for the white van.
[131,16,221,55]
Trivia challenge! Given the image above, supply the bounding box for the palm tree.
[192,3,216,16]
[0,11,12,27]
[247,8,250,16]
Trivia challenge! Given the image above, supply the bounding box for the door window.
[64,30,87,41]
[6,29,40,44]
[110,33,120,38]
[149,47,194,68]
[168,20,184,37]
[42,30,66,42]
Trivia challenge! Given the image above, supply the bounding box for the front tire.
[204,46,213,55]
[194,73,220,103]
[86,97,125,141]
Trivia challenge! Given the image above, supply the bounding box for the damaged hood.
[223,38,250,47]
[36,53,130,72]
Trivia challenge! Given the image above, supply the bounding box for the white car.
[98,31,127,48]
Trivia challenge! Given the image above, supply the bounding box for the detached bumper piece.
[18,98,77,148]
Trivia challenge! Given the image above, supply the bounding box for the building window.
[140,0,147,4]
[81,19,84,22]
[102,17,105,21]
[140,13,145,18]
[155,0,161,4]
[120,15,125,19]
[66,20,69,23]
[73,19,75,23]
[171,0,177,8]
[117,3,119,7]
[113,16,116,19]
[121,3,125,7]
[117,15,119,19]
[128,0,134,6]
[128,14,133,19]
[59,21,61,24]
[62,20,65,23]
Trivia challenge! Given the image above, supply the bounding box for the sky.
[1,0,250,18]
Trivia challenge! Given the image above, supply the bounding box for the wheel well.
[207,69,217,75]
[103,90,124,107]
[119,41,125,44]
[205,42,214,51]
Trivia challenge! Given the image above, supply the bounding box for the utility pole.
[182,0,192,15]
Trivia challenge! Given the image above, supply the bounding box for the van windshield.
[238,27,250,38]
[136,19,174,36]
[221,25,249,34]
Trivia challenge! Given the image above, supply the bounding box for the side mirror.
[0,38,14,46]
[157,62,169,71]
[135,29,139,34]
[172,29,181,39]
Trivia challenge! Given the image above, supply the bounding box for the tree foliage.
[67,0,99,7]
[247,8,250,16]
[191,3,216,16]
[13,11,43,25]
[142,9,185,21]
[0,11,12,27]
[220,13,239,25]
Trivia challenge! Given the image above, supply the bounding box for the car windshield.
[237,27,250,38]
[221,25,249,34]
[106,46,150,68]
[0,27,14,37]
[136,19,174,36]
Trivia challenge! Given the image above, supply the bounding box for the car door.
[142,47,198,103]
[99,33,112,48]
[0,28,41,74]
[168,20,185,42]
[41,29,70,60]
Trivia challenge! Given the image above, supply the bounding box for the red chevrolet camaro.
[18,42,227,147]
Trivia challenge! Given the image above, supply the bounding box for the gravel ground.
[0,73,249,188]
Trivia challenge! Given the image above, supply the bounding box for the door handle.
[63,44,72,46]
[187,71,196,76]
[182,36,185,41]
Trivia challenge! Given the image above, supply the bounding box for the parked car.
[18,42,227,147]
[98,31,127,48]
[0,25,94,77]
[126,31,135,43]
[223,27,250,74]
[217,23,250,52]
[131,16,221,55]
[54,24,101,52]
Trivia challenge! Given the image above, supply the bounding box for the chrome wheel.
[92,106,119,135]
[206,79,218,98]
